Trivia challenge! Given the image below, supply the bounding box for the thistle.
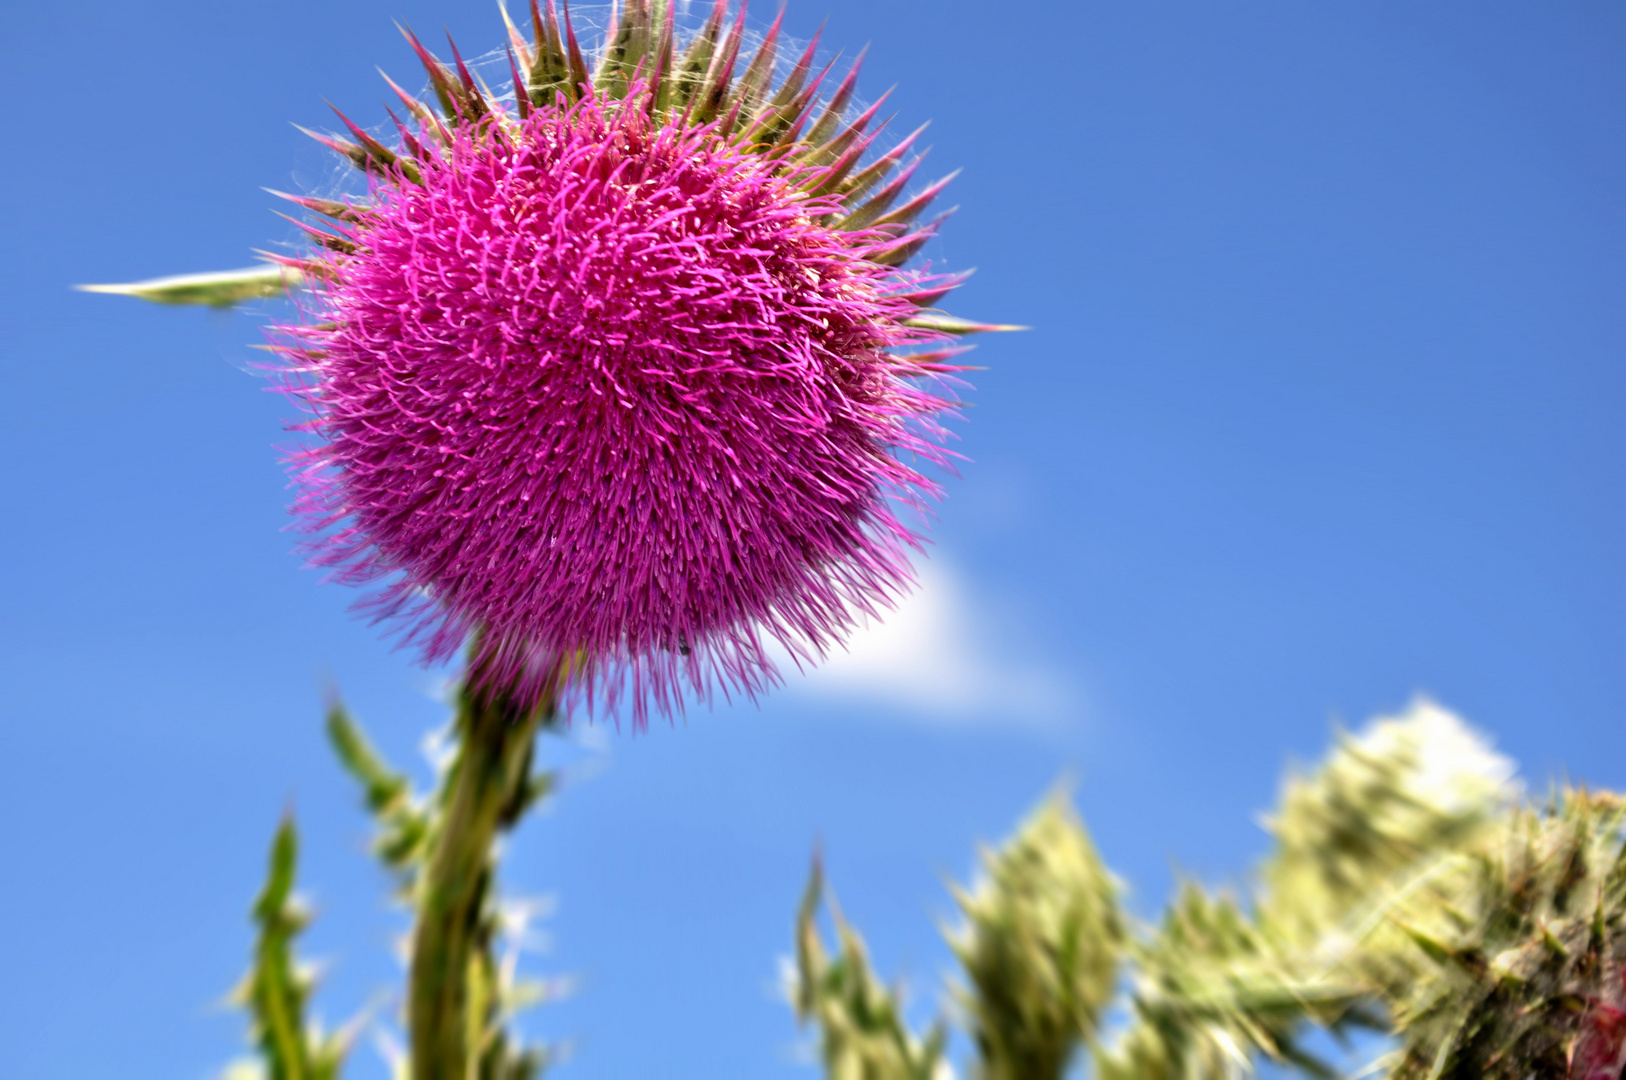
[82,7,1009,1075]
[791,704,1580,1080]
[89,0,1009,725]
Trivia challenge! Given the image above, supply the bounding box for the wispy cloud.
[778,558,1074,728]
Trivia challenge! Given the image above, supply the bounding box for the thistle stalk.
[409,660,558,1080]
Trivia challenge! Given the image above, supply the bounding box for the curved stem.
[409,670,555,1080]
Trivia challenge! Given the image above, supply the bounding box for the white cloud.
[778,558,1073,728]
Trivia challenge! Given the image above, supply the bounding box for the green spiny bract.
[262,0,969,299]
[83,0,1017,334]
[948,791,1124,1080]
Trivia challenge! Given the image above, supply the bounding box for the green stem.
[409,669,555,1080]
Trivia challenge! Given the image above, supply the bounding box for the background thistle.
[793,703,1626,1080]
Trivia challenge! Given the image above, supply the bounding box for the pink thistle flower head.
[265,0,1006,725]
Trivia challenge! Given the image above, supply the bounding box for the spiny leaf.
[647,0,677,116]
[558,0,591,100]
[255,817,301,924]
[890,272,972,309]
[75,265,302,307]
[799,89,891,170]
[744,35,829,146]
[241,817,353,1080]
[499,0,533,69]
[325,701,409,816]
[793,856,951,1080]
[870,170,961,231]
[398,24,463,118]
[326,104,418,182]
[690,2,746,124]
[839,153,924,228]
[274,212,359,255]
[324,697,431,883]
[869,209,954,268]
[378,68,440,130]
[901,312,1026,336]
[804,126,881,201]
[595,0,651,100]
[506,44,532,121]
[443,34,492,120]
[291,124,373,174]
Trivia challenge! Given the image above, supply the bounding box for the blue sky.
[3,1,1624,1076]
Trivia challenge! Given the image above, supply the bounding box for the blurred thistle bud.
[1259,698,1516,948]
[1381,790,1626,1079]
[1095,880,1378,1080]
[792,857,952,1080]
[948,789,1124,1080]
[1097,703,1517,1080]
